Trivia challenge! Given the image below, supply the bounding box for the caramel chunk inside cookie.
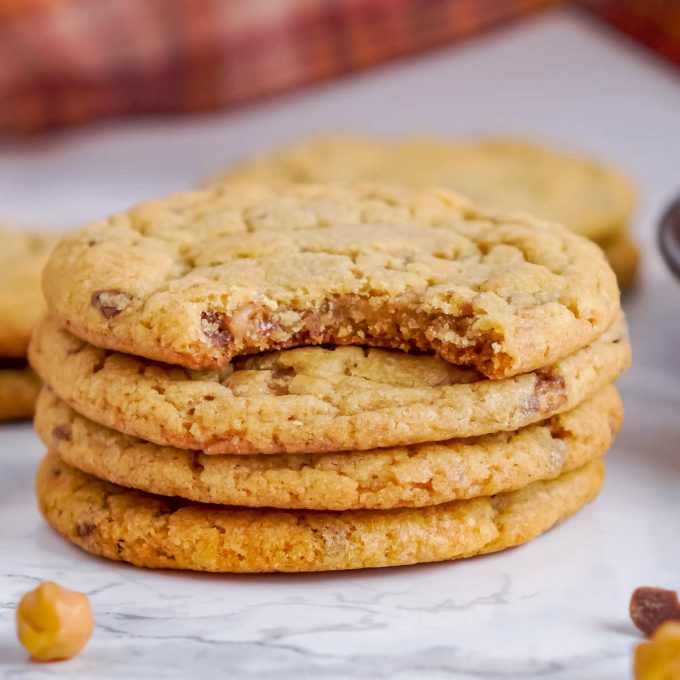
[43,184,620,377]
[29,315,630,454]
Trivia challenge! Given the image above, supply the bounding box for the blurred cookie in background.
[214,137,639,288]
[0,226,56,421]
[0,362,41,422]
[600,232,640,291]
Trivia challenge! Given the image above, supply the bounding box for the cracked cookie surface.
[29,316,630,454]
[36,386,620,510]
[36,454,604,572]
[42,183,620,378]
[216,137,637,242]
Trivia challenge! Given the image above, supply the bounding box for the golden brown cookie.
[36,454,605,572]
[42,183,620,379]
[35,386,621,510]
[29,316,630,454]
[216,137,637,243]
[601,232,640,291]
[0,226,56,357]
[0,360,41,421]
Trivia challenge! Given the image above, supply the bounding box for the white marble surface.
[1,8,680,679]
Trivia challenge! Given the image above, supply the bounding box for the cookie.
[42,183,620,378]
[36,386,620,510]
[29,315,630,454]
[601,232,640,291]
[0,360,41,421]
[36,454,604,572]
[0,226,56,357]
[216,137,637,243]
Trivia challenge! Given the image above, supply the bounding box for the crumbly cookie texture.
[215,137,637,242]
[29,316,630,454]
[36,454,604,572]
[0,227,56,357]
[0,362,41,421]
[42,183,620,378]
[36,386,620,510]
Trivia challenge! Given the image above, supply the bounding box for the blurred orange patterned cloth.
[0,0,677,134]
[584,0,680,68]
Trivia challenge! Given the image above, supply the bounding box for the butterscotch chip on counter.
[29,315,630,454]
[16,581,93,662]
[42,183,620,378]
[0,361,41,422]
[36,386,620,510]
[36,454,605,573]
[634,622,680,680]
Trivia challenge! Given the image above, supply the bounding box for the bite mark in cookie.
[42,184,620,378]
[29,315,630,455]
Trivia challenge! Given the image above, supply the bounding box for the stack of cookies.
[0,227,55,422]
[29,184,630,572]
[216,137,639,289]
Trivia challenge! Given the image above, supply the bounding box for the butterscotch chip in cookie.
[42,184,620,378]
[36,454,605,572]
[29,315,630,454]
[35,386,621,510]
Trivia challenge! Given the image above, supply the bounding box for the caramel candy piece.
[631,587,680,638]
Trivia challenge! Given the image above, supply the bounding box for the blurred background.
[0,0,679,275]
[1,0,678,136]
